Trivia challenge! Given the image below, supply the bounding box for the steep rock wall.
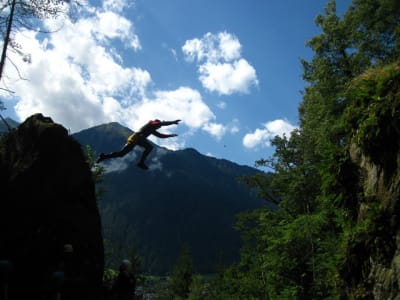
[350,143,400,300]
[343,63,400,299]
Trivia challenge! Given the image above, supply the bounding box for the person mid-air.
[96,119,181,170]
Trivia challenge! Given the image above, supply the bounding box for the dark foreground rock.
[0,114,104,299]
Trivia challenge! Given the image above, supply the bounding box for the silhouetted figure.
[96,119,181,170]
[112,260,136,300]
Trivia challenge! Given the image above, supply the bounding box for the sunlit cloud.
[103,0,132,13]
[0,1,229,146]
[202,122,227,140]
[243,119,297,149]
[0,1,243,152]
[182,31,258,95]
[4,20,146,131]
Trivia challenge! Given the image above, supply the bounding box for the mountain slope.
[74,123,267,274]
[0,117,19,134]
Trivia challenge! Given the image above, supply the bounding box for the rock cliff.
[0,114,104,299]
[342,63,400,299]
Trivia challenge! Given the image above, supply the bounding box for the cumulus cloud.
[229,118,240,134]
[103,0,132,12]
[199,59,257,94]
[243,119,297,149]
[202,122,227,140]
[1,4,145,132]
[115,87,229,147]
[94,11,141,50]
[0,1,231,149]
[182,32,258,95]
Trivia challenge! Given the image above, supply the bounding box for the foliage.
[212,0,400,299]
[167,245,193,299]
[85,144,105,200]
[187,275,208,300]
[344,62,400,162]
[103,268,118,282]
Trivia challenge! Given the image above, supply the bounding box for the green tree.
[214,0,400,299]
[168,245,193,299]
[187,275,204,300]
[85,144,105,201]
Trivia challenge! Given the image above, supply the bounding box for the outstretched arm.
[152,131,178,139]
[160,119,181,126]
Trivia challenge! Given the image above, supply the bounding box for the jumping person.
[96,119,181,170]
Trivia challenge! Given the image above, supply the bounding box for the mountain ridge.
[0,117,19,134]
[73,122,267,274]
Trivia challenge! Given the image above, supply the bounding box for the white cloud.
[4,20,148,131]
[216,101,226,109]
[116,86,225,148]
[103,151,137,173]
[121,87,215,130]
[182,38,204,62]
[218,32,241,61]
[0,3,147,132]
[103,0,131,12]
[199,59,257,94]
[202,122,227,140]
[95,11,140,50]
[243,119,297,149]
[182,31,258,95]
[229,118,240,134]
[0,1,230,149]
[182,32,241,63]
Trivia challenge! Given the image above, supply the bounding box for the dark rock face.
[342,64,400,300]
[348,142,400,300]
[0,114,104,299]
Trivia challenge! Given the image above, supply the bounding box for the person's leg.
[136,138,153,169]
[96,144,134,163]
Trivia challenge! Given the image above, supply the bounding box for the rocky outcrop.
[349,142,400,300]
[0,114,104,299]
[343,63,400,299]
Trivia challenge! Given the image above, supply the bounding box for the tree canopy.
[211,0,400,298]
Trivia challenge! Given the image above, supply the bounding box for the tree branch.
[0,0,16,81]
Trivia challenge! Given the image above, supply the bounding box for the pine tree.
[168,245,193,299]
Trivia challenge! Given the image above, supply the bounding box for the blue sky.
[0,0,351,167]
